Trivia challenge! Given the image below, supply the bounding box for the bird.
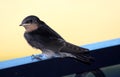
[20,15,94,64]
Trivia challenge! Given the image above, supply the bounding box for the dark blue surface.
[0,38,120,77]
[1,38,120,70]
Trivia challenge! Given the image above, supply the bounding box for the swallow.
[20,15,94,64]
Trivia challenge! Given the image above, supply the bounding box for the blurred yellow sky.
[0,0,120,61]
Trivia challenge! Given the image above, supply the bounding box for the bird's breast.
[24,33,47,50]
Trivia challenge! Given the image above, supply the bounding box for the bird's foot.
[31,54,43,61]
[31,54,49,61]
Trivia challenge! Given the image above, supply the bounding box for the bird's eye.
[26,20,32,23]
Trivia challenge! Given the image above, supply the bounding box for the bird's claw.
[31,54,43,61]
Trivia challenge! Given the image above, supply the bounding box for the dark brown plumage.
[20,15,94,64]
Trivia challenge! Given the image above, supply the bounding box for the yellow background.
[0,0,120,61]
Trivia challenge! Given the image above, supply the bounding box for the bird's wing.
[60,42,89,54]
[46,38,65,52]
[41,24,64,40]
[60,42,94,64]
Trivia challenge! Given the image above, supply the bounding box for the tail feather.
[60,42,94,64]
[74,53,94,64]
[61,41,90,54]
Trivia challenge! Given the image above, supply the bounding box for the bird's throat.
[24,24,39,32]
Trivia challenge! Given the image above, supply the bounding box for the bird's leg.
[31,54,43,61]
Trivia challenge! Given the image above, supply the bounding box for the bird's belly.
[42,49,75,58]
[58,52,76,58]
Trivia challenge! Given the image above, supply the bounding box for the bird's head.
[20,15,42,32]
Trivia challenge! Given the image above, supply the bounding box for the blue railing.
[0,38,120,77]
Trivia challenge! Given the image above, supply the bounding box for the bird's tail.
[72,53,94,64]
[61,42,94,64]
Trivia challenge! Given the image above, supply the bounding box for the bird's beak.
[19,23,24,26]
[19,23,32,27]
[19,24,22,26]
